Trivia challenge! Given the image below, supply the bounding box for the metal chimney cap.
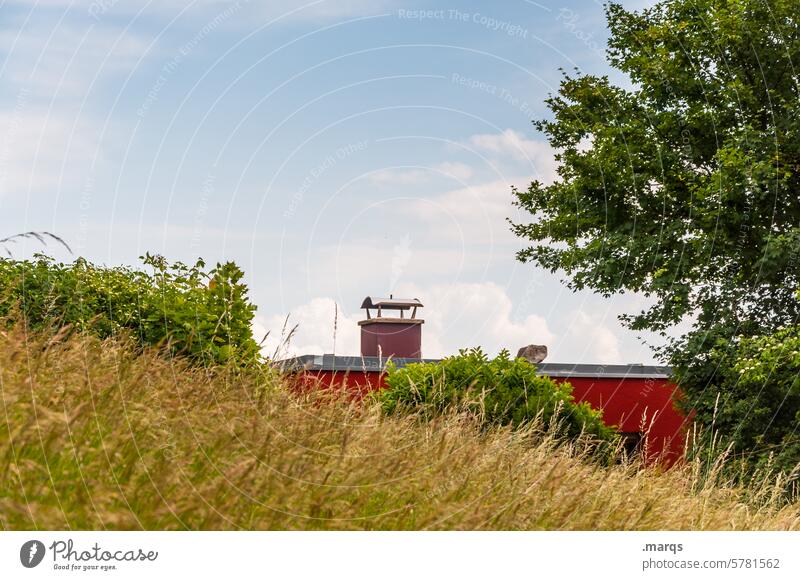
[360,296,424,310]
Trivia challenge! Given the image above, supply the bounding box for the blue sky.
[0,0,663,363]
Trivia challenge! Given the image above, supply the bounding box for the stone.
[517,344,548,364]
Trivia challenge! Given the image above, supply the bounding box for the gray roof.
[274,354,671,379]
[360,296,423,310]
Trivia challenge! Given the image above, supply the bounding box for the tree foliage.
[673,324,800,476]
[512,0,800,336]
[511,0,800,472]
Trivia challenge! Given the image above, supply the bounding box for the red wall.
[298,369,384,398]
[298,369,688,464]
[563,376,688,464]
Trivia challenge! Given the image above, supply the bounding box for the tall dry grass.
[1,326,799,530]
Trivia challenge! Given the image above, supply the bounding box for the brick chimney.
[359,296,424,358]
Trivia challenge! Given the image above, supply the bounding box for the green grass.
[2,326,800,530]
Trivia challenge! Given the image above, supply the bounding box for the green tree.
[513,0,800,336]
[510,0,800,471]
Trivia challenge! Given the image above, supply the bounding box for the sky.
[0,0,663,363]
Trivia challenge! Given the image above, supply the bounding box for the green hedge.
[0,253,260,366]
[378,348,618,444]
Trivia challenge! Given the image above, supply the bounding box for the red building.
[278,296,689,464]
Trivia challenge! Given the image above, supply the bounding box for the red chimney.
[359,296,424,358]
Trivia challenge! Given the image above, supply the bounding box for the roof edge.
[274,355,672,378]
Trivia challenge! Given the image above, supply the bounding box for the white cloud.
[465,129,558,183]
[254,297,360,358]
[0,110,101,199]
[261,282,555,360]
[0,1,389,106]
[385,130,561,245]
[433,161,474,180]
[0,17,150,201]
[254,284,670,365]
[303,238,497,298]
[6,0,395,23]
[392,130,561,245]
[405,177,528,244]
[368,161,474,185]
[563,310,623,364]
[411,178,519,221]
[264,0,395,21]
[396,281,555,358]
[0,23,150,99]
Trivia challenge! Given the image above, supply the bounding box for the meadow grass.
[1,326,799,530]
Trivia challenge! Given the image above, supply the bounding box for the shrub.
[674,326,800,478]
[0,253,260,365]
[378,348,618,445]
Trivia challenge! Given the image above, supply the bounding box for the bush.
[673,326,800,477]
[0,253,260,366]
[378,348,618,445]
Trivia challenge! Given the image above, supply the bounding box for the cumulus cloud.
[259,282,555,360]
[254,297,361,359]
[388,129,561,244]
[396,281,554,358]
[411,177,520,221]
[404,177,528,244]
[563,310,623,364]
[465,129,558,183]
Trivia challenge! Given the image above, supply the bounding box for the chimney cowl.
[359,296,424,358]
